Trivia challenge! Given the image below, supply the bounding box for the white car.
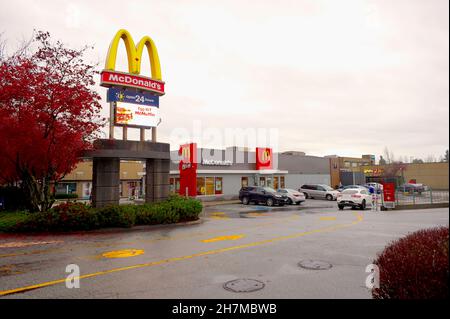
[337,188,373,210]
[277,188,306,205]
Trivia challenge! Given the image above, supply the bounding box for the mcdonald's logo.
[256,147,273,170]
[181,146,191,162]
[100,29,165,95]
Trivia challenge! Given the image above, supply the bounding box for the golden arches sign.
[261,149,271,162]
[105,29,162,80]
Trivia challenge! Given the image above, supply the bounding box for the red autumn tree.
[0,31,104,212]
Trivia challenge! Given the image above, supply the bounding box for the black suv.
[239,186,288,206]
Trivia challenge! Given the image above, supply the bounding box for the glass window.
[241,177,248,187]
[215,177,223,195]
[175,178,180,193]
[280,176,285,188]
[352,162,358,167]
[205,177,215,195]
[344,161,350,167]
[169,178,175,194]
[273,176,279,190]
[196,177,205,195]
[259,177,266,186]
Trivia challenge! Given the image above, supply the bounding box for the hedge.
[4,195,203,233]
[372,226,449,299]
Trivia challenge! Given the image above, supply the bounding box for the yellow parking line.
[201,235,245,243]
[319,217,337,221]
[0,213,362,297]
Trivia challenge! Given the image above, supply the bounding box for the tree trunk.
[19,170,55,212]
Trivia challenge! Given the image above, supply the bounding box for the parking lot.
[0,199,448,298]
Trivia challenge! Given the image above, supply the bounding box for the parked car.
[364,182,383,194]
[299,184,340,201]
[397,183,425,194]
[239,186,289,206]
[337,188,372,210]
[337,185,368,192]
[277,188,306,205]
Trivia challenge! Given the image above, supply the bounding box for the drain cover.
[298,260,332,270]
[223,279,265,293]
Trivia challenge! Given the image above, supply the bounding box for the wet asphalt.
[0,199,448,299]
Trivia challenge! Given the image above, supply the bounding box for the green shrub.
[53,193,79,199]
[97,204,136,228]
[11,202,98,232]
[3,196,202,233]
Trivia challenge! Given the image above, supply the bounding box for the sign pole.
[109,102,115,139]
[152,127,157,143]
[123,126,128,141]
[140,128,145,142]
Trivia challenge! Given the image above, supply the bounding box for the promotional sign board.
[382,182,396,203]
[107,87,159,107]
[115,103,160,128]
[256,147,273,170]
[179,143,197,197]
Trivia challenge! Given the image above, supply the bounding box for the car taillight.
[351,194,362,198]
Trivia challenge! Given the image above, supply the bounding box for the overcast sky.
[1,0,448,160]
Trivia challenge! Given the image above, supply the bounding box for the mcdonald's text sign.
[101,70,165,95]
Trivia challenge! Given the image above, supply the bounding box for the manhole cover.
[298,260,332,270]
[223,279,265,293]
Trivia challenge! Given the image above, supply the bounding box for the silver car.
[277,188,306,205]
[299,184,340,201]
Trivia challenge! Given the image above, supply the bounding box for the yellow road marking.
[0,215,300,259]
[247,212,268,217]
[101,249,145,258]
[201,235,245,243]
[319,217,337,221]
[0,213,362,297]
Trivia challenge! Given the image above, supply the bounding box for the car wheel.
[338,205,344,210]
[326,194,333,201]
[360,200,366,210]
[287,198,293,205]
[266,198,274,207]
[304,193,309,199]
[242,197,249,205]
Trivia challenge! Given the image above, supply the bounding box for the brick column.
[91,157,120,208]
[145,158,170,203]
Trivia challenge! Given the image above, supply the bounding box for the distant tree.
[383,147,395,164]
[379,155,387,165]
[0,31,104,212]
[412,158,424,164]
[425,155,437,163]
[442,150,449,162]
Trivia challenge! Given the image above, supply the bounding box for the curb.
[0,218,204,238]
[394,203,449,210]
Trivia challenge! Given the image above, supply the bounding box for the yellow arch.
[104,29,162,80]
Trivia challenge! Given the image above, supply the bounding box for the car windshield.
[322,185,334,191]
[263,187,277,193]
[342,189,358,194]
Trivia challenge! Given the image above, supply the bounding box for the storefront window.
[215,177,223,194]
[56,182,77,194]
[241,177,248,187]
[169,178,175,194]
[280,176,285,188]
[175,178,180,193]
[196,177,206,195]
[259,177,266,186]
[273,176,279,189]
[205,177,215,195]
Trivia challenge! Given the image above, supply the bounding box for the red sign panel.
[256,147,273,170]
[179,143,197,197]
[100,70,165,95]
[382,182,396,202]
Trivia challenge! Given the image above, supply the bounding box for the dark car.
[239,186,288,206]
[397,183,425,194]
